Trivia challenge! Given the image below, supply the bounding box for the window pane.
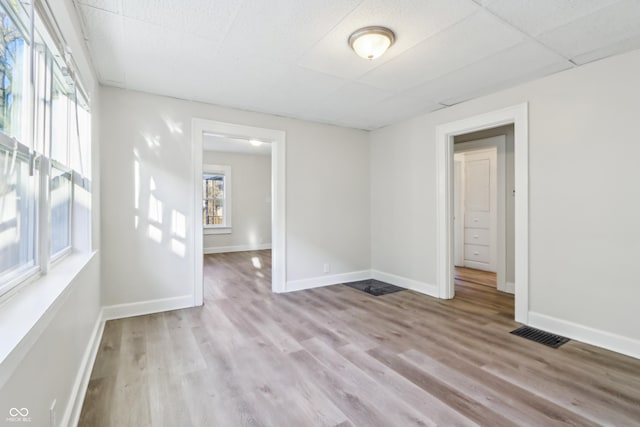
[203,199,211,225]
[51,79,69,164]
[203,174,225,225]
[203,175,224,196]
[78,102,91,177]
[50,165,71,255]
[203,199,225,225]
[213,199,224,224]
[202,177,209,199]
[213,178,223,198]
[73,180,91,251]
[0,146,36,284]
[33,42,52,156]
[69,94,90,175]
[0,3,28,141]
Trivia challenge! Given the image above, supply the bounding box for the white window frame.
[49,160,74,261]
[0,0,92,299]
[0,135,40,296]
[203,164,232,235]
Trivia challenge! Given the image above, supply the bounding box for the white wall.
[0,0,103,425]
[371,49,640,352]
[0,255,101,426]
[100,86,370,307]
[203,150,272,252]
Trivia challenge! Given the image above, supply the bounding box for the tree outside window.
[203,174,225,225]
[202,164,231,229]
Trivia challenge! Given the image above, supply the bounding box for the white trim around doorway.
[192,119,287,305]
[435,103,529,324]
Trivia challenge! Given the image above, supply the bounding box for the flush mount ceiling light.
[250,139,263,146]
[348,26,395,60]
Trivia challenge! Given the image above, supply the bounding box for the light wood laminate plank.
[79,250,640,426]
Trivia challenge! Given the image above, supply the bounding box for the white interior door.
[463,148,497,272]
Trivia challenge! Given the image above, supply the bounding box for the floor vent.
[510,326,570,348]
[344,279,406,296]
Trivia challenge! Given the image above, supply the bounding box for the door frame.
[192,118,287,305]
[435,103,528,323]
[453,153,465,267]
[454,138,507,292]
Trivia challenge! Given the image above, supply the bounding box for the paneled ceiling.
[76,0,640,130]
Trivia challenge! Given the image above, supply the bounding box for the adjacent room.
[202,132,273,300]
[1,0,640,425]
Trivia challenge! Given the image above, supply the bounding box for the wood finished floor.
[454,266,497,289]
[79,250,640,426]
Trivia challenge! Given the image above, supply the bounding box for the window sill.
[0,251,97,388]
[204,227,232,235]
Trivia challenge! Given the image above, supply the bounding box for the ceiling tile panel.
[360,10,526,92]
[537,0,640,61]
[349,96,443,129]
[218,0,364,62]
[269,67,348,100]
[305,82,392,124]
[77,0,121,14]
[408,40,570,105]
[444,62,571,106]
[572,34,640,66]
[479,0,620,36]
[121,17,233,104]
[121,0,242,43]
[256,67,349,118]
[172,52,295,116]
[78,6,127,84]
[121,17,185,76]
[298,0,479,80]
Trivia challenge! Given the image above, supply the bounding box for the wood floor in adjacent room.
[79,251,640,426]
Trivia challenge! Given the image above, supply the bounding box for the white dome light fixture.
[348,26,395,60]
[249,139,263,147]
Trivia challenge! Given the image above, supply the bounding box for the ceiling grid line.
[472,1,577,68]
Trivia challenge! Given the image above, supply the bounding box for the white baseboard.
[502,281,515,294]
[371,270,439,297]
[204,243,272,254]
[286,270,371,292]
[62,308,105,427]
[528,312,640,360]
[102,295,194,321]
[284,268,440,296]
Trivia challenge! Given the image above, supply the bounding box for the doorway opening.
[454,127,514,296]
[436,103,528,324]
[192,119,286,306]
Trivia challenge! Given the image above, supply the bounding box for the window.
[48,60,91,258]
[50,165,72,256]
[203,164,231,233]
[0,144,37,294]
[0,1,29,141]
[203,174,224,225]
[0,0,92,297]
